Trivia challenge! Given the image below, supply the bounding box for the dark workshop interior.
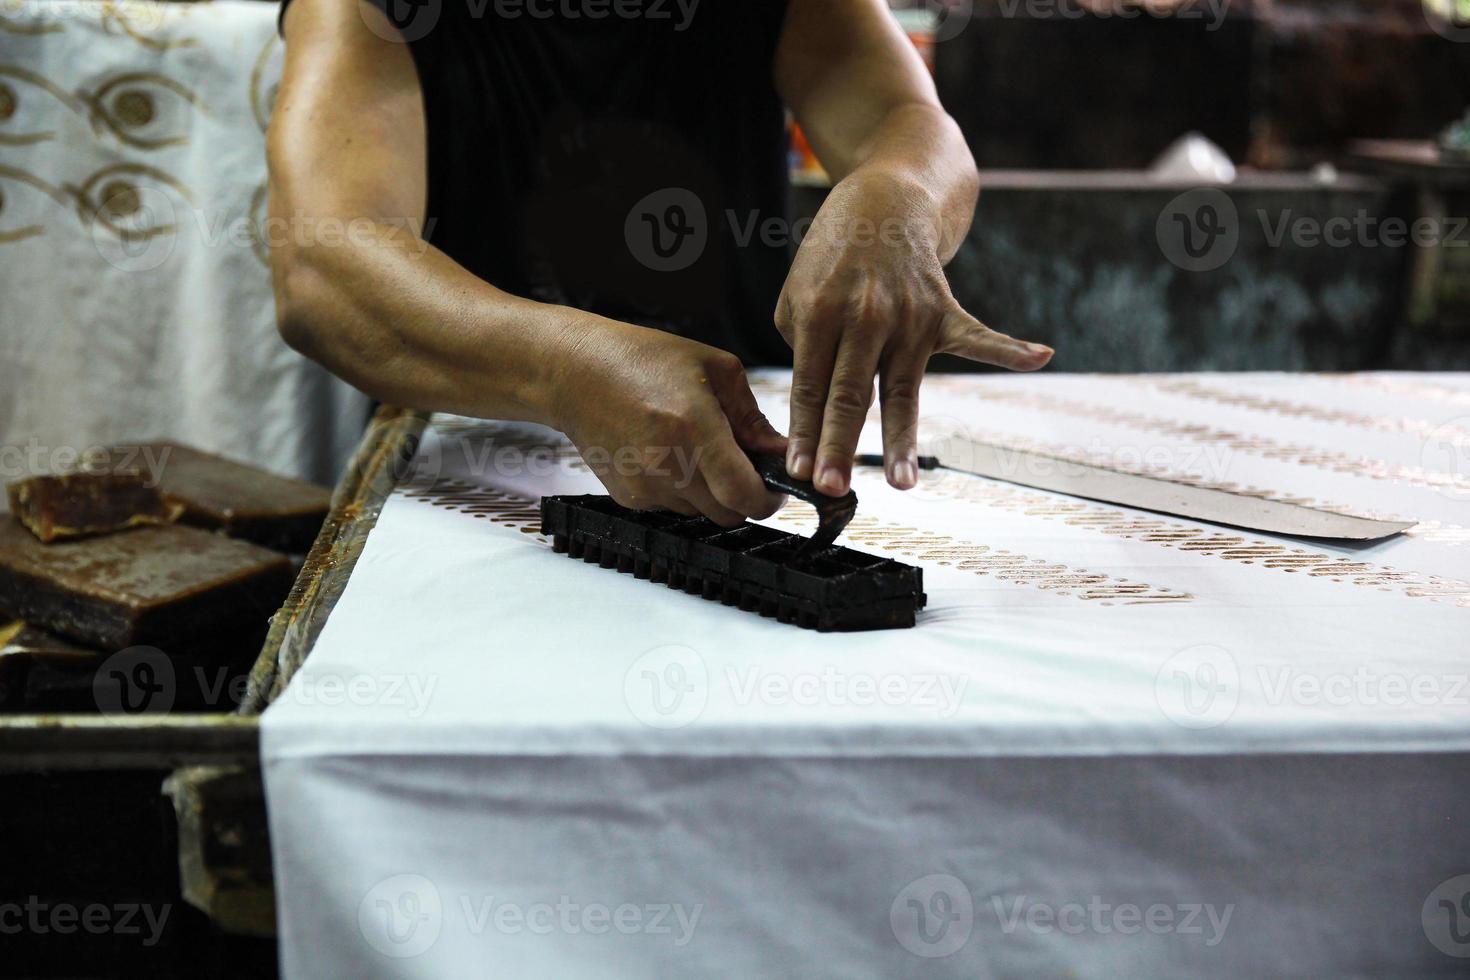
[3,1,1469,977]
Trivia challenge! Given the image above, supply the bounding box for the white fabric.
[264,371,1470,977]
[0,0,367,485]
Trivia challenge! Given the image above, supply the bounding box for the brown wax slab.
[7,472,184,543]
[0,620,100,712]
[0,618,271,713]
[0,620,97,658]
[122,442,331,553]
[0,519,294,649]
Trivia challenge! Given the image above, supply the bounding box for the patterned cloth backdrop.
[0,0,369,485]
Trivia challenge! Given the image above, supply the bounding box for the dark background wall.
[825,0,1470,372]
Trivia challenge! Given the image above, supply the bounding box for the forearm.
[830,102,978,263]
[269,215,590,427]
[776,0,978,264]
[268,0,599,429]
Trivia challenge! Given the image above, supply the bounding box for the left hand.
[775,171,1053,496]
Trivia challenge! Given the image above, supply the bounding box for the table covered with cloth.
[262,371,1470,978]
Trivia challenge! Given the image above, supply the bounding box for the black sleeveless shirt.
[285,0,795,365]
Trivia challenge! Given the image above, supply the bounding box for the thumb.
[710,364,789,456]
[938,306,1053,372]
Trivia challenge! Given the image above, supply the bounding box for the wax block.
[7,473,184,543]
[0,620,99,711]
[127,442,332,553]
[540,495,926,632]
[0,519,294,649]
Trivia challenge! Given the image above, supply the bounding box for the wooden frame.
[0,405,425,771]
[2,406,426,936]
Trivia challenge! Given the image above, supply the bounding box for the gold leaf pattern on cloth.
[401,479,547,535]
[0,65,87,145]
[953,427,1470,545]
[744,375,1446,535]
[1324,373,1470,410]
[780,509,1196,605]
[967,387,1470,496]
[249,33,281,133]
[0,162,69,242]
[247,178,269,266]
[1144,378,1470,449]
[63,161,196,242]
[400,466,1196,606]
[80,71,207,149]
[923,473,1470,608]
[90,0,197,51]
[0,7,62,36]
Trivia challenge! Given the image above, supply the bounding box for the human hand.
[552,318,788,527]
[776,171,1053,496]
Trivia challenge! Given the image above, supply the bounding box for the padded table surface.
[263,371,1470,978]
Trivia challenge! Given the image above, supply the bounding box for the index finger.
[698,425,784,520]
[812,339,882,497]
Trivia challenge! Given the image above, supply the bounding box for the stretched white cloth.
[264,371,1470,977]
[0,0,367,485]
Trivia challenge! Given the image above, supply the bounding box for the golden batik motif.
[1324,373,1470,410]
[778,507,1195,606]
[1144,378,1470,450]
[400,479,546,536]
[928,476,1470,608]
[965,387,1470,496]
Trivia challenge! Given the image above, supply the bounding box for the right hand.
[551,319,789,527]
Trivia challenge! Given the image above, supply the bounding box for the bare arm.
[774,0,1052,496]
[269,0,784,523]
[269,0,569,421]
